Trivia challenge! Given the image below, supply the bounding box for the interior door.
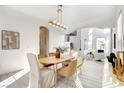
[39,26,49,58]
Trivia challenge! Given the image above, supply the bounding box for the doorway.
[96,38,105,50]
[39,26,49,58]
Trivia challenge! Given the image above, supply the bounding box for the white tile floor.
[1,59,124,88]
[102,60,124,88]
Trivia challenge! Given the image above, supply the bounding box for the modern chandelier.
[48,5,68,30]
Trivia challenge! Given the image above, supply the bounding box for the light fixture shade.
[48,20,68,30]
[48,5,68,30]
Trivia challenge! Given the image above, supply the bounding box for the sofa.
[84,49,105,61]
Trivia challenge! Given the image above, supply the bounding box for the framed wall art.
[2,30,20,49]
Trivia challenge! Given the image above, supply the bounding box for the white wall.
[117,12,123,50]
[0,6,39,75]
[0,6,64,75]
[69,30,81,51]
[115,6,124,51]
[49,28,65,52]
[80,28,111,55]
[104,28,112,55]
[80,28,89,52]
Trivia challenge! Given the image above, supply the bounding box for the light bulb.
[48,22,52,25]
[63,25,66,28]
[60,24,64,27]
[53,20,56,24]
[57,22,60,25]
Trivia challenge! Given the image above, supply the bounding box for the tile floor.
[1,59,124,88]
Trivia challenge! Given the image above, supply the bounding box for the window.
[96,38,105,50]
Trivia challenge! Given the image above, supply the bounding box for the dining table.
[39,54,75,87]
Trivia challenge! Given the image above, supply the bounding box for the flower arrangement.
[56,46,69,54]
[86,51,94,59]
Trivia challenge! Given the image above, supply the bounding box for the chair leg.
[79,65,83,74]
[76,69,78,77]
[64,77,67,88]
[73,72,77,81]
[80,66,82,74]
[66,78,69,88]
[71,74,77,87]
[48,72,55,88]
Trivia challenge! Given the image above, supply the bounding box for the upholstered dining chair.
[57,59,77,87]
[27,53,55,88]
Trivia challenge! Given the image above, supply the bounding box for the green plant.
[56,46,68,54]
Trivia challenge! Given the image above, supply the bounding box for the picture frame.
[2,30,20,49]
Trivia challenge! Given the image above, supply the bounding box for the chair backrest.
[27,53,41,80]
[77,56,83,67]
[60,59,77,77]
[49,52,56,57]
[58,59,77,78]
[68,59,77,76]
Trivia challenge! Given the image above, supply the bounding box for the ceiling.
[5,5,116,33]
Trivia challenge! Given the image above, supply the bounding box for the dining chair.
[27,53,55,88]
[38,54,53,68]
[49,52,56,57]
[57,59,77,87]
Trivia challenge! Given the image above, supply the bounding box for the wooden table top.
[39,55,74,65]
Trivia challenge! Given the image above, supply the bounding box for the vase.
[55,49,60,58]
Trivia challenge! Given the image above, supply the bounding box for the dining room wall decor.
[2,30,20,49]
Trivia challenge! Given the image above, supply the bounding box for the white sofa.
[84,49,105,61]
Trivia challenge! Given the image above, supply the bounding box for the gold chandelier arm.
[60,5,63,24]
[58,5,63,23]
[48,5,68,30]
